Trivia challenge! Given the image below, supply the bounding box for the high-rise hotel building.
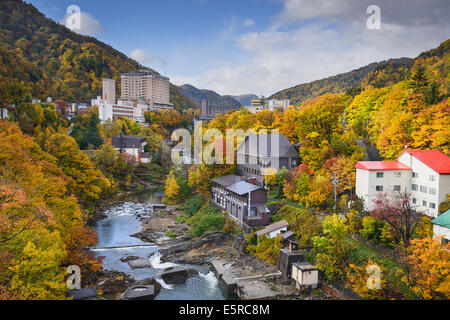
[120,71,172,108]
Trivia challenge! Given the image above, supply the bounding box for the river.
[91,191,226,300]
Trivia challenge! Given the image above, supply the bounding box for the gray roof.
[121,71,168,80]
[256,220,289,237]
[211,174,244,187]
[112,135,147,149]
[281,231,295,240]
[226,181,261,195]
[292,261,316,271]
[236,134,299,158]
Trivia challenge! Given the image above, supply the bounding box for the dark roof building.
[211,174,270,230]
[236,133,300,187]
[111,135,147,149]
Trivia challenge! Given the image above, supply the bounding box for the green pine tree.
[424,81,442,105]
[408,65,429,94]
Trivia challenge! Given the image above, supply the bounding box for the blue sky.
[26,0,450,96]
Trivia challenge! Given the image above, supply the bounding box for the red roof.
[405,150,450,174]
[355,161,411,171]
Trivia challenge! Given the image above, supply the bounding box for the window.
[412,184,418,191]
[376,186,384,192]
[429,203,436,209]
[412,198,417,204]
[394,172,402,178]
[394,185,401,192]
[429,175,436,182]
[429,188,437,195]
[412,172,419,178]
[420,186,427,193]
[423,200,427,207]
[376,172,384,178]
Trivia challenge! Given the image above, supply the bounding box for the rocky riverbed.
[85,192,310,300]
[88,198,227,300]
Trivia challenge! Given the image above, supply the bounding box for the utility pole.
[248,183,252,218]
[332,174,339,212]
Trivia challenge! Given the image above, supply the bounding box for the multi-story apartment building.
[236,133,300,187]
[355,149,450,218]
[199,99,232,121]
[121,71,172,107]
[98,99,135,122]
[211,175,270,229]
[102,78,116,104]
[246,97,290,114]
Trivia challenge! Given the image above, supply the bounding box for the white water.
[150,252,177,269]
[155,277,174,290]
[199,271,219,291]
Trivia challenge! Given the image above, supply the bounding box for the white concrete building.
[121,71,173,108]
[355,149,450,218]
[246,99,290,114]
[98,100,135,123]
[291,262,319,290]
[102,78,116,105]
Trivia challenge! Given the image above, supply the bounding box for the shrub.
[166,231,177,239]
[379,223,395,246]
[414,216,433,239]
[182,194,206,216]
[347,211,362,234]
[221,211,242,235]
[360,216,384,243]
[246,235,283,265]
[187,204,225,237]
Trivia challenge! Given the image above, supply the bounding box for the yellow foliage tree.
[347,260,387,300]
[164,170,180,203]
[403,237,450,300]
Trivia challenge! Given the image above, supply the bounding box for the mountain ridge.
[179,84,242,109]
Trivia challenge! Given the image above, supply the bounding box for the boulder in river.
[128,258,152,269]
[120,256,140,263]
[160,266,199,284]
[121,285,155,300]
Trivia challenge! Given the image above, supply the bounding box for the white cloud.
[244,19,256,27]
[172,0,450,96]
[61,11,102,36]
[130,49,166,67]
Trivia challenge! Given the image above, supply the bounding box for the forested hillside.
[0,0,198,110]
[179,84,242,109]
[270,58,414,105]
